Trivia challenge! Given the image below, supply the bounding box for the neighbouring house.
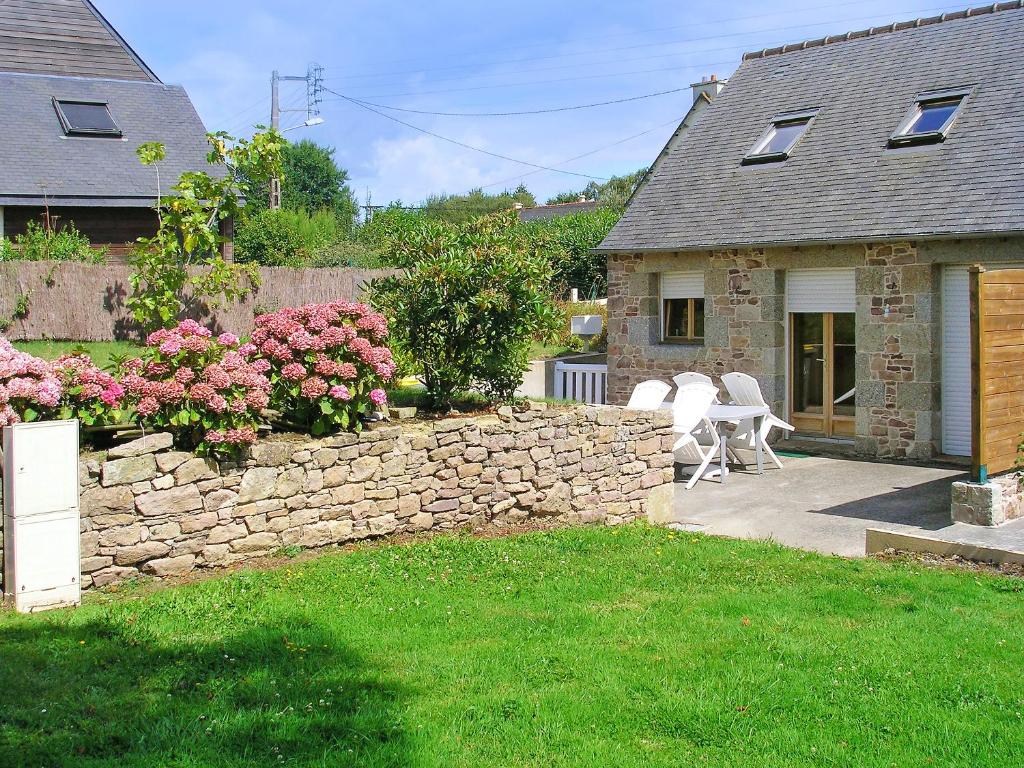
[597,3,1024,461]
[0,0,222,260]
[515,199,598,221]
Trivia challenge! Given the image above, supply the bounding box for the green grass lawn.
[1,525,1022,767]
[12,340,138,369]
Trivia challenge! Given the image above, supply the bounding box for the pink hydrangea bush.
[120,320,270,455]
[0,337,62,426]
[50,353,126,427]
[252,302,396,435]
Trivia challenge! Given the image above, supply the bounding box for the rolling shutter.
[941,266,971,456]
[786,269,856,313]
[661,271,704,299]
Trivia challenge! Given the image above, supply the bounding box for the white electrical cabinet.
[3,420,81,612]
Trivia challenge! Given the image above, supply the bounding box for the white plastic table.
[705,403,769,482]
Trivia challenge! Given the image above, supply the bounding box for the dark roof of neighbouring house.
[517,200,599,221]
[0,72,214,207]
[598,2,1024,252]
[0,0,159,82]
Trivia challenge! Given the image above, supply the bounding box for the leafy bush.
[0,338,63,426]
[119,320,271,455]
[0,220,107,264]
[50,354,126,427]
[128,131,282,331]
[370,211,559,408]
[0,339,124,427]
[519,208,620,299]
[234,208,342,267]
[251,302,396,435]
[305,239,387,269]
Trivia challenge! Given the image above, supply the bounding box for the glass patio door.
[790,312,855,437]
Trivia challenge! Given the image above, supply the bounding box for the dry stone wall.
[43,403,674,589]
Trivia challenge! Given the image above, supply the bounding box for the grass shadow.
[0,613,409,767]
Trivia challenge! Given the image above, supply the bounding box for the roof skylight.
[742,109,817,165]
[53,99,121,137]
[888,88,970,147]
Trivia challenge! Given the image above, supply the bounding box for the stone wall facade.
[1,404,675,591]
[607,236,1023,460]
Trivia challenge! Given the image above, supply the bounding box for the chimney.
[690,73,726,104]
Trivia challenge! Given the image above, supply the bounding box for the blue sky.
[98,0,953,207]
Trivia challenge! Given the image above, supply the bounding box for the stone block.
[409,512,433,531]
[230,532,279,552]
[238,466,279,502]
[175,457,219,485]
[181,511,219,534]
[950,481,1004,526]
[143,555,196,578]
[206,522,248,545]
[156,451,192,473]
[107,432,173,459]
[350,456,381,482]
[275,467,306,498]
[204,489,238,516]
[136,485,203,517]
[101,455,157,487]
[150,522,180,540]
[250,442,295,466]
[114,540,170,566]
[82,485,134,518]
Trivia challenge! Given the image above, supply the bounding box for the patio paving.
[666,452,1020,558]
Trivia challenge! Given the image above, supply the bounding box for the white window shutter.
[786,269,856,313]
[661,271,704,299]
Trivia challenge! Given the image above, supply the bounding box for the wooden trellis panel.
[970,266,1024,481]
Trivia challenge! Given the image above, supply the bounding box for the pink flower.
[238,343,257,357]
[369,388,388,407]
[281,362,307,381]
[217,332,240,347]
[300,376,328,399]
[159,339,182,355]
[329,384,351,401]
[205,429,225,444]
[136,397,159,416]
[174,367,196,385]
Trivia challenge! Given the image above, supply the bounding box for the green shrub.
[234,208,342,267]
[518,207,620,299]
[0,220,106,263]
[370,211,560,409]
[305,239,387,269]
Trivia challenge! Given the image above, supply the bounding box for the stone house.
[0,0,223,259]
[596,3,1024,460]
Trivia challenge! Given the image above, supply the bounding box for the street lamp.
[282,116,324,132]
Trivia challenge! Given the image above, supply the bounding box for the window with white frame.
[742,108,818,165]
[661,271,705,343]
[888,87,971,147]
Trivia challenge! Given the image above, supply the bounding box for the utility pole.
[269,64,325,209]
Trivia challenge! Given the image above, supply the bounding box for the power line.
[319,0,892,78]
[324,86,609,181]
[479,114,686,191]
[324,2,960,85]
[342,86,687,117]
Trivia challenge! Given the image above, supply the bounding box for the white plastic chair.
[721,372,795,469]
[672,371,715,391]
[625,379,671,410]
[671,382,722,489]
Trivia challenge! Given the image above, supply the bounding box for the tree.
[519,207,621,299]
[545,167,648,209]
[128,130,284,331]
[420,185,536,224]
[369,210,559,408]
[241,139,358,234]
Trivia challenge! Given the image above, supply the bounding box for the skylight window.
[53,99,121,137]
[742,109,818,165]
[889,88,970,147]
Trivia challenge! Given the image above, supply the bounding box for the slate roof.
[517,200,599,221]
[0,0,158,82]
[598,2,1024,252]
[0,72,214,206]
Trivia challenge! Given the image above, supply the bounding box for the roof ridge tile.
[742,0,1024,60]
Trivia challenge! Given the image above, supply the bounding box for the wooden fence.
[970,266,1024,481]
[553,360,608,405]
